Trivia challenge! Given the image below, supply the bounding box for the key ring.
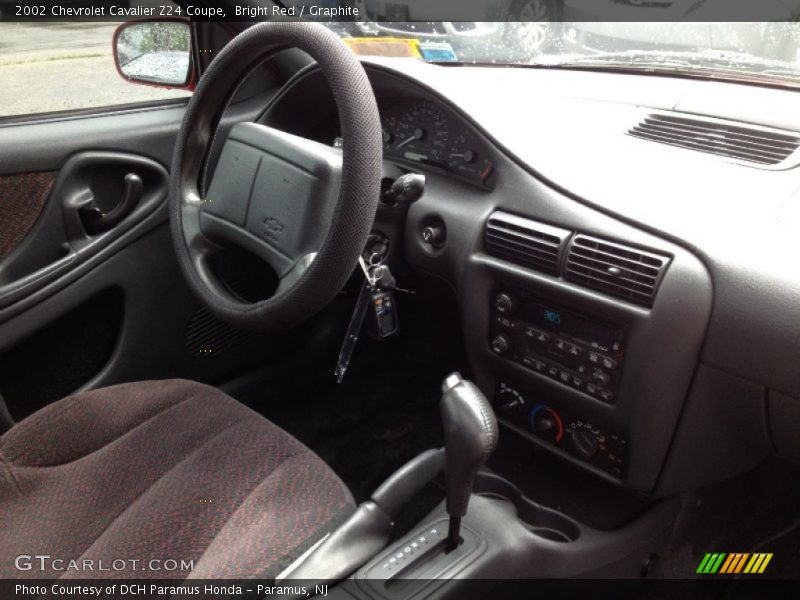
[358,256,381,287]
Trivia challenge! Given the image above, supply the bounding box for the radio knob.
[494,293,517,315]
[490,334,512,355]
[571,429,599,460]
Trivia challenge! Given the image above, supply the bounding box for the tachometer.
[392,102,450,164]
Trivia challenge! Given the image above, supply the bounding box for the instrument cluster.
[380,99,495,187]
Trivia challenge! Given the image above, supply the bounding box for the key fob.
[367,290,399,340]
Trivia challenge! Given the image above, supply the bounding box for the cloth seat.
[0,379,354,579]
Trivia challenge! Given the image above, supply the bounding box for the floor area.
[237,281,464,536]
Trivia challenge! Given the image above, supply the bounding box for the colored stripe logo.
[696,553,773,574]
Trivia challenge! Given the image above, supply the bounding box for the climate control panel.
[496,381,628,479]
[489,286,625,404]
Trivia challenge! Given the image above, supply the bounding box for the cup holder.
[475,472,581,543]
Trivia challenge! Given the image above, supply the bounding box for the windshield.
[319,20,800,87]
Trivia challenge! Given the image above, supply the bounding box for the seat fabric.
[0,379,355,579]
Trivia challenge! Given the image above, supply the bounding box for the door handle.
[79,172,143,235]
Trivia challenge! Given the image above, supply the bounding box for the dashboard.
[261,57,800,497]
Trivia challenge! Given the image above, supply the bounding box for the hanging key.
[334,257,382,383]
[372,261,416,296]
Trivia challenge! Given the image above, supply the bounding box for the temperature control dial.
[529,405,564,442]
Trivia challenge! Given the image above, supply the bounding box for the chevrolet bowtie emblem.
[263,217,284,232]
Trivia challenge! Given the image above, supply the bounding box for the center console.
[487,285,629,478]
[330,374,679,599]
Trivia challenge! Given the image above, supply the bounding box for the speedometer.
[392,102,450,164]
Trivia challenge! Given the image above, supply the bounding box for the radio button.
[601,356,618,370]
[589,351,617,370]
[497,316,516,329]
[592,370,611,387]
[554,339,582,357]
[599,389,615,402]
[524,327,551,345]
[522,356,547,373]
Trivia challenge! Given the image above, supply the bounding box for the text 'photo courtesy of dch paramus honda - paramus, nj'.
[1,0,800,599]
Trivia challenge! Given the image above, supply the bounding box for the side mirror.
[113,20,194,89]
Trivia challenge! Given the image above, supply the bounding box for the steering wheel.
[170,23,382,331]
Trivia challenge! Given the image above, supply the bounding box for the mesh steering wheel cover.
[170,22,382,331]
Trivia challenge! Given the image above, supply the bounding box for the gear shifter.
[440,372,498,552]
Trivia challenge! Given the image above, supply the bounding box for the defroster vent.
[628,112,800,167]
[484,212,571,275]
[565,235,669,307]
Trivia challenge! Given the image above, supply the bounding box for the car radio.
[489,286,625,403]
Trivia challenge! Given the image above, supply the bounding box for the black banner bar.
[2,0,800,22]
[3,578,800,600]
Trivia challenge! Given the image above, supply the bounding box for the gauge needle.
[395,136,417,150]
[450,150,476,162]
[395,128,425,150]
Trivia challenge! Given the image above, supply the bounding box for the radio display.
[518,299,621,350]
[543,309,561,325]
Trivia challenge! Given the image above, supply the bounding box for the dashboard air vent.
[485,212,571,275]
[628,112,800,167]
[565,235,669,307]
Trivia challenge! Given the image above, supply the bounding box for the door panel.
[0,171,57,261]
[0,104,186,319]
[0,103,187,174]
[0,94,331,421]
[0,151,169,307]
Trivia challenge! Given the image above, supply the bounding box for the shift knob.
[440,372,498,549]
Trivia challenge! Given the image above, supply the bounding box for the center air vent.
[484,212,571,275]
[565,235,669,307]
[628,112,800,167]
